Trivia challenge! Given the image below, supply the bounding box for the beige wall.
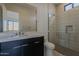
[4,3,37,32]
[36,3,49,41]
[28,3,57,42]
[56,3,79,52]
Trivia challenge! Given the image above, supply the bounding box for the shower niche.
[59,25,74,48]
[65,25,73,34]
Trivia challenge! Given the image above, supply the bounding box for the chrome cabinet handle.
[13,44,29,49]
[34,41,40,44]
[0,52,9,55]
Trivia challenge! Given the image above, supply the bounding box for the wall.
[56,3,79,52]
[36,3,49,41]
[28,3,57,42]
[4,3,37,32]
[0,6,3,32]
[0,4,7,32]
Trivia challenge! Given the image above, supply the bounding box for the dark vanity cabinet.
[0,36,44,56]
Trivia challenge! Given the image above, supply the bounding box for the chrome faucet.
[18,32,24,35]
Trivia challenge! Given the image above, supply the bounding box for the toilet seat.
[44,41,55,56]
[44,42,55,49]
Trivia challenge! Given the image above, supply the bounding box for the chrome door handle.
[13,44,29,49]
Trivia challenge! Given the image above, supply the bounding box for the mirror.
[0,3,37,33]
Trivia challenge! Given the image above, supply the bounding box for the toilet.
[44,42,55,56]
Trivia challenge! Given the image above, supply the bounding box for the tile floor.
[53,50,64,56]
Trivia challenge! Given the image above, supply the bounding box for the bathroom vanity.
[0,33,44,56]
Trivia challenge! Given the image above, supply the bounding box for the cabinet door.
[22,37,44,56]
[32,37,44,56]
[22,43,44,56]
[10,44,25,56]
[22,44,32,56]
[0,40,22,56]
[30,41,44,56]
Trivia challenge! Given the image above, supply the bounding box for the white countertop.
[0,32,44,42]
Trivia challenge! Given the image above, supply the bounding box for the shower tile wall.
[56,4,79,52]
